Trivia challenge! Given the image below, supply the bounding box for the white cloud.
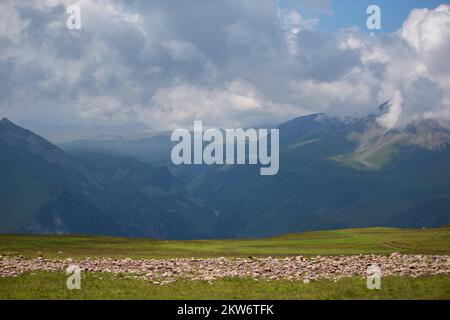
[136,80,302,129]
[377,91,403,129]
[279,9,319,55]
[162,39,204,62]
[0,1,29,44]
[0,1,449,131]
[401,5,450,53]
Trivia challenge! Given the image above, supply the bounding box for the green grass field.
[1,227,450,260]
[1,272,449,300]
[1,227,449,300]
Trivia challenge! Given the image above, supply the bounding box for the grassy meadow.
[0,272,449,300]
[1,227,449,299]
[1,227,450,260]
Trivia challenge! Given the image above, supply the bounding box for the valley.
[2,112,450,239]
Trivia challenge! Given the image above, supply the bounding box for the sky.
[283,0,448,32]
[0,0,450,131]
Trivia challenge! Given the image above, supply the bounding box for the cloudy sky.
[1,0,449,131]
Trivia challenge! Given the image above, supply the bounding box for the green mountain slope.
[3,113,450,239]
[0,118,125,235]
[71,152,215,239]
[187,114,450,238]
[0,118,214,239]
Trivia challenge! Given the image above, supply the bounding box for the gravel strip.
[1,253,449,285]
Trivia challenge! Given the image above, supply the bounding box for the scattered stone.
[0,254,448,285]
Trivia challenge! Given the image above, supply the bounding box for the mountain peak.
[1,117,13,125]
[0,117,29,135]
[0,117,22,132]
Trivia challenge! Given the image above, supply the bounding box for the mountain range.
[1,110,450,239]
[0,117,214,239]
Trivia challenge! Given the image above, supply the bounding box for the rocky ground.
[1,254,449,285]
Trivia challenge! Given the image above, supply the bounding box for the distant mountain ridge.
[0,118,215,238]
[2,113,450,239]
[185,113,450,237]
